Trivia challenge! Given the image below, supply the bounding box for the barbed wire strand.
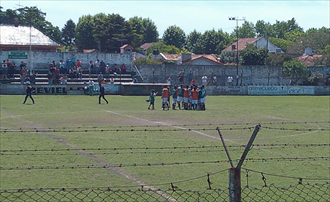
[0,156,328,171]
[1,121,328,132]
[242,168,330,181]
[1,143,328,153]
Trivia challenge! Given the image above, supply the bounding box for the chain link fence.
[1,183,329,201]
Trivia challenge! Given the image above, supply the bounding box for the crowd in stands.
[1,54,128,85]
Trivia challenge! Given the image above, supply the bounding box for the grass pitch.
[0,95,329,191]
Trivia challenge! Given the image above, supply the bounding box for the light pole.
[229,17,245,86]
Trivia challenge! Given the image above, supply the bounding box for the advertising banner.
[248,86,288,95]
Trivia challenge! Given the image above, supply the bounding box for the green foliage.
[186,30,203,53]
[162,25,186,49]
[75,15,96,50]
[61,19,76,45]
[133,58,162,65]
[322,44,330,54]
[287,28,330,54]
[304,71,324,86]
[283,59,308,84]
[237,21,256,38]
[269,37,293,53]
[146,43,180,55]
[218,51,237,64]
[267,53,293,66]
[314,54,330,66]
[128,16,159,49]
[240,44,268,65]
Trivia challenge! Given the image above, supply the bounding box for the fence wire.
[1,183,329,202]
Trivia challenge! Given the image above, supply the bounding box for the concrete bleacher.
[1,69,134,85]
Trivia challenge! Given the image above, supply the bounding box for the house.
[120,44,133,54]
[140,42,155,54]
[222,37,284,54]
[153,53,222,65]
[296,48,322,67]
[181,53,222,65]
[0,24,61,51]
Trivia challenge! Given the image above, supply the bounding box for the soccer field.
[0,95,329,201]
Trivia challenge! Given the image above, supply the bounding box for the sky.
[1,0,329,37]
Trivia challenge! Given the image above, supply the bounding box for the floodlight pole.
[229,17,245,86]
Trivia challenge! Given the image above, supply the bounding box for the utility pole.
[229,17,246,86]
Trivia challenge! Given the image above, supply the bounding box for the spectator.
[77,66,83,80]
[2,60,8,79]
[202,74,207,86]
[212,73,217,85]
[105,64,110,81]
[113,64,118,74]
[89,60,94,74]
[89,80,95,96]
[71,54,76,67]
[188,69,193,84]
[97,72,104,86]
[94,59,100,74]
[167,77,172,85]
[55,67,60,84]
[66,58,71,73]
[120,63,126,73]
[30,71,36,84]
[178,69,184,83]
[100,60,106,74]
[227,75,233,86]
[59,59,65,74]
[47,71,53,85]
[9,61,16,78]
[76,59,81,68]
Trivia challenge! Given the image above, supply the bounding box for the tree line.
[1,6,329,60]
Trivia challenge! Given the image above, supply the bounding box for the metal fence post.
[229,167,241,202]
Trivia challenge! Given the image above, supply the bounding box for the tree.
[128,16,159,48]
[255,20,273,37]
[146,43,180,56]
[186,30,203,53]
[162,25,186,49]
[287,28,330,54]
[61,19,76,46]
[237,21,255,38]
[142,18,159,43]
[75,15,96,50]
[269,37,293,52]
[282,59,308,84]
[240,44,268,65]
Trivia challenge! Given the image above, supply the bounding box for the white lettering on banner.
[248,86,287,95]
[303,86,315,95]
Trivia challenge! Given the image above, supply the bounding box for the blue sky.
[1,0,329,36]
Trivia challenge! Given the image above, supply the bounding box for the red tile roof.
[181,54,222,65]
[163,54,181,60]
[120,44,133,49]
[296,54,322,67]
[223,38,261,51]
[140,42,155,50]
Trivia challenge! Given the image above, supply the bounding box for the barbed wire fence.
[0,122,329,201]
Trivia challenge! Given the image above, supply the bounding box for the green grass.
[0,95,329,199]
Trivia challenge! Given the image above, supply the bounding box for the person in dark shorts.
[22,81,35,104]
[99,84,108,104]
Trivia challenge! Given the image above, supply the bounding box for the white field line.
[1,110,178,202]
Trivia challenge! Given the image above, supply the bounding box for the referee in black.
[22,81,35,104]
[99,84,108,104]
